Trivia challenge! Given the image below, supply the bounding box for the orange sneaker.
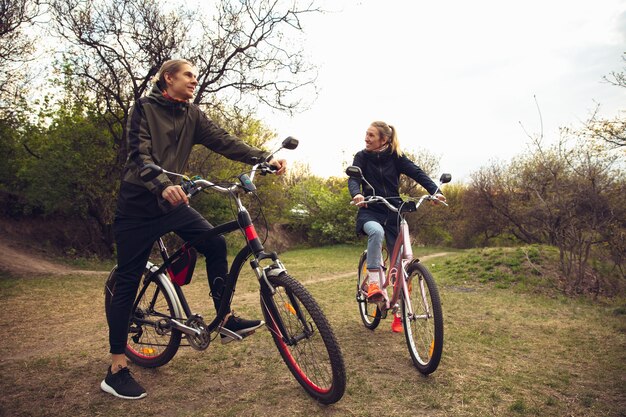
[391,315,403,333]
[366,282,384,301]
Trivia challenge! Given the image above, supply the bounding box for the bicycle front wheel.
[104,266,182,368]
[261,272,346,404]
[402,261,443,375]
[357,251,381,330]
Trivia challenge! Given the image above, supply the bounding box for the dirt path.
[298,252,451,286]
[230,252,452,306]
[0,238,108,276]
[0,230,450,280]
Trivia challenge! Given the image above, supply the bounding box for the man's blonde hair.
[151,59,195,90]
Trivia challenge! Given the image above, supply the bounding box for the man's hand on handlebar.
[162,185,189,206]
[269,158,287,175]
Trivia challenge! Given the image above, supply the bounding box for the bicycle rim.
[261,272,345,404]
[108,268,182,368]
[402,262,443,374]
[357,251,381,329]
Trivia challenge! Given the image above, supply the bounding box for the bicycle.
[104,138,346,404]
[346,165,451,375]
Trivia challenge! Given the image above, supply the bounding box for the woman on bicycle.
[102,59,286,400]
[348,121,445,332]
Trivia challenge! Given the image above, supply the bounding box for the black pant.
[107,205,227,354]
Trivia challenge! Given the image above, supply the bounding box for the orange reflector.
[285,303,297,315]
[141,347,156,355]
[429,341,435,357]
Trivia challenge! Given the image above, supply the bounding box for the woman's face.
[364,125,387,151]
[164,63,198,100]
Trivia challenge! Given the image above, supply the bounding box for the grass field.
[0,245,624,416]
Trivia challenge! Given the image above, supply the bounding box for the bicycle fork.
[402,262,432,321]
[259,274,314,346]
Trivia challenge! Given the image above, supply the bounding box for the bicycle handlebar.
[345,165,451,213]
[140,136,297,199]
[350,194,448,212]
[180,162,276,198]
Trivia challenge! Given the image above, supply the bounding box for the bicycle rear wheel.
[104,266,182,368]
[402,261,443,375]
[357,251,381,330]
[261,272,346,404]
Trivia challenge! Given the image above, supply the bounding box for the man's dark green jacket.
[116,85,269,218]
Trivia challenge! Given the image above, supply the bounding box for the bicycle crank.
[186,315,210,350]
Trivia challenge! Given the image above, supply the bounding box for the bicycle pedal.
[220,330,255,345]
[218,327,244,341]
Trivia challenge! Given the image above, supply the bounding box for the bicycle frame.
[381,215,414,313]
[133,189,287,342]
[130,142,308,345]
[379,211,441,327]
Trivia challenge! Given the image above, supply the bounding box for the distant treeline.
[1,1,624,294]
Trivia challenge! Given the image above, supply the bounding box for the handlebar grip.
[350,200,367,206]
[258,162,277,175]
[181,180,201,198]
[181,181,193,195]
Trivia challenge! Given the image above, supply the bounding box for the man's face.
[164,63,198,101]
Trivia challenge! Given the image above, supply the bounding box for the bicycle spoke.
[403,262,443,374]
[262,272,345,404]
[273,287,333,388]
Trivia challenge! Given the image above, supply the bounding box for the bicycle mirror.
[345,166,363,178]
[439,173,452,184]
[139,164,163,182]
[282,137,299,150]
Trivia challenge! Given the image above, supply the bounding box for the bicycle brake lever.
[257,162,277,176]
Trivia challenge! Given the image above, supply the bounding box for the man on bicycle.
[101,59,286,400]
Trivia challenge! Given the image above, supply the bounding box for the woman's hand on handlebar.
[269,158,287,175]
[432,193,447,205]
[162,185,189,206]
[351,193,367,208]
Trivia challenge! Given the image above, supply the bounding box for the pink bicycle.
[346,165,451,375]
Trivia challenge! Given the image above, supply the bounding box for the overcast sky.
[260,0,626,182]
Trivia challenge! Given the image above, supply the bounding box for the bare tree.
[603,53,626,89]
[49,0,320,167]
[0,0,43,107]
[570,104,626,149]
[590,53,626,148]
[468,130,624,294]
[0,0,41,61]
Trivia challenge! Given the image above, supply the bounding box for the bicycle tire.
[104,266,182,368]
[261,272,346,404]
[357,251,381,330]
[402,261,443,375]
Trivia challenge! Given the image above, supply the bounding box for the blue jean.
[363,221,386,270]
[363,220,399,270]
